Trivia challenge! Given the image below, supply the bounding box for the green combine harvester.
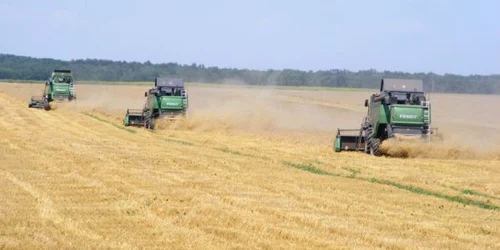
[334,78,439,156]
[28,69,76,110]
[124,77,189,129]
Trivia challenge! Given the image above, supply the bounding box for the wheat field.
[0,82,499,249]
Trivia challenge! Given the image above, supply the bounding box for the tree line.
[1,53,499,94]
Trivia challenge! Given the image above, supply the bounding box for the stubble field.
[0,82,499,249]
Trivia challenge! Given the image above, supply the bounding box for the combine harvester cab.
[335,78,439,156]
[47,69,76,102]
[28,69,76,110]
[124,77,189,130]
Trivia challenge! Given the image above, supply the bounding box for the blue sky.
[0,0,498,75]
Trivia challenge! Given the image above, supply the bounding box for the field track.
[0,83,499,249]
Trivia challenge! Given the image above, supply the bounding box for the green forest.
[1,54,499,94]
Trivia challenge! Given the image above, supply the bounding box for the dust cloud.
[378,92,500,159]
[378,138,500,160]
[155,86,367,144]
[1,82,500,159]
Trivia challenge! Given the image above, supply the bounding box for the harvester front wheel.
[364,127,372,154]
[367,127,381,156]
[370,138,382,156]
[146,118,155,130]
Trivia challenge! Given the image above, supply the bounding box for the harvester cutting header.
[334,78,438,156]
[124,77,189,129]
[28,69,76,110]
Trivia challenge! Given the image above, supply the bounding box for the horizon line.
[1,53,498,77]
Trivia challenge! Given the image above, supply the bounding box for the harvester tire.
[370,138,382,156]
[146,118,155,130]
[364,127,372,154]
[367,127,381,156]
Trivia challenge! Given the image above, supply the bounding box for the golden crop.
[0,83,499,249]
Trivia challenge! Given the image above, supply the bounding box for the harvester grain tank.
[28,69,76,110]
[334,78,438,156]
[123,77,189,129]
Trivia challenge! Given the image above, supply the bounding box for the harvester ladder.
[356,127,364,149]
[356,116,368,149]
[422,101,431,136]
[422,101,431,124]
[69,81,75,96]
[423,109,430,124]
